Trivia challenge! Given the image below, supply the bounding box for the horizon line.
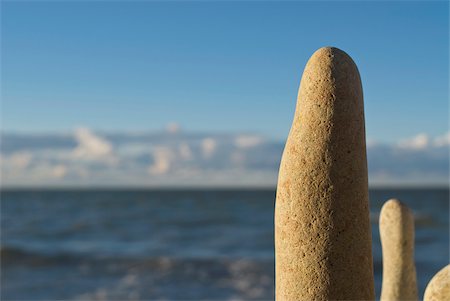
[1,184,449,192]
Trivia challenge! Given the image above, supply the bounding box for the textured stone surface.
[274,47,374,300]
[424,265,450,301]
[380,199,418,301]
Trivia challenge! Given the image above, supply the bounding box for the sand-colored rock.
[274,47,374,300]
[424,265,450,301]
[380,199,418,301]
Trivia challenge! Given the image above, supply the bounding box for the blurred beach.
[1,188,448,300]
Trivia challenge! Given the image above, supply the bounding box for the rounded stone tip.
[383,198,407,209]
[380,199,414,232]
[297,46,362,120]
[307,46,357,70]
[380,199,413,221]
[312,46,350,58]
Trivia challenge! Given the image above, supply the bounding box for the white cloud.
[165,122,181,134]
[201,138,217,159]
[1,129,448,187]
[178,143,193,160]
[73,128,113,158]
[51,164,67,178]
[433,132,450,147]
[8,151,32,169]
[148,147,172,175]
[397,133,429,150]
[235,135,263,148]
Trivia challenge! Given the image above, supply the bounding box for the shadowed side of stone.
[424,265,450,301]
[275,47,374,300]
[380,199,418,301]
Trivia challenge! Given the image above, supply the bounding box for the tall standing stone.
[380,199,418,301]
[275,47,375,300]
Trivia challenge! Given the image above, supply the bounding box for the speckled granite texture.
[275,47,374,301]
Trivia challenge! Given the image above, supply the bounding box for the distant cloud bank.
[1,127,448,187]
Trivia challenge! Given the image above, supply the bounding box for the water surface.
[1,188,448,300]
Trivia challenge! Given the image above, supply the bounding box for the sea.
[1,188,448,300]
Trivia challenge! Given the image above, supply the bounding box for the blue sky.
[2,1,448,142]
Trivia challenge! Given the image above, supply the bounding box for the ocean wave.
[1,245,83,266]
[0,245,273,266]
[2,246,276,300]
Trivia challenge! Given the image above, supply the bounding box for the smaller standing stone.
[380,199,418,301]
[424,265,450,301]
